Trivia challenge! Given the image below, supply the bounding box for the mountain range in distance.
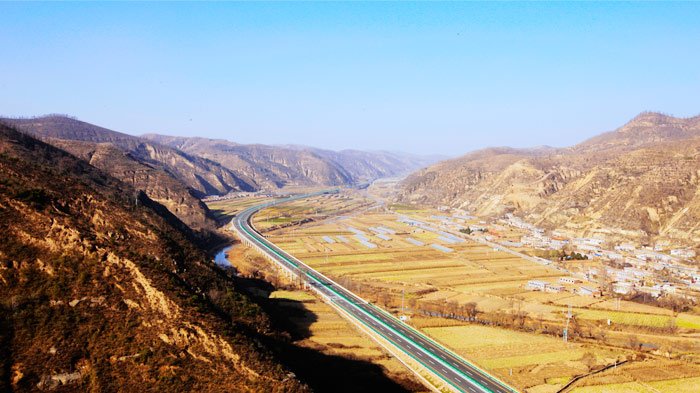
[398,112,700,247]
[5,111,700,250]
[142,133,439,190]
[2,115,439,239]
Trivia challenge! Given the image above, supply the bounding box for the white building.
[575,238,605,247]
[527,280,548,291]
[615,243,636,252]
[671,248,696,259]
[559,277,581,285]
[613,282,634,295]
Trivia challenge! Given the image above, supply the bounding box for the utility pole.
[564,303,572,343]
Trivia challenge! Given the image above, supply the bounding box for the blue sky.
[1,2,699,156]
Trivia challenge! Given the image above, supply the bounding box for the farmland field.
[570,361,700,393]
[229,192,700,392]
[415,319,622,392]
[206,195,276,218]
[217,241,427,392]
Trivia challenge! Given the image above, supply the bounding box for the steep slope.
[2,116,255,232]
[398,112,700,245]
[49,139,215,232]
[0,124,307,392]
[141,135,352,189]
[144,134,434,189]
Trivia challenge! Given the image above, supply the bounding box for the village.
[424,206,700,306]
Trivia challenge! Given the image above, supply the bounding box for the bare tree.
[464,302,479,321]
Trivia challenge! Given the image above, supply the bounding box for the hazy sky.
[1,2,699,156]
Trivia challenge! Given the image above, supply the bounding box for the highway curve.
[231,191,517,393]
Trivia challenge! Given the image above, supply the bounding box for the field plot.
[415,318,622,392]
[266,211,563,318]
[264,205,700,333]
[570,360,700,393]
[252,193,371,231]
[268,289,428,392]
[250,193,700,391]
[206,195,276,218]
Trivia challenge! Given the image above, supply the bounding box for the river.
[213,245,234,268]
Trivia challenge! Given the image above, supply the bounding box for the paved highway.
[231,191,517,393]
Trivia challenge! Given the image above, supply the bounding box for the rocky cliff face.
[398,112,700,245]
[144,135,436,189]
[0,124,307,392]
[4,115,435,230]
[48,140,216,231]
[1,116,254,232]
[5,116,257,196]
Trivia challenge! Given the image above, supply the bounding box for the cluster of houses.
[410,207,699,300]
[496,214,699,298]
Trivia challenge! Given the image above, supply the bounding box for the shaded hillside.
[0,124,307,392]
[143,135,435,189]
[49,139,217,232]
[398,112,700,245]
[2,116,254,233]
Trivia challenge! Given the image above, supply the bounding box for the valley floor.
[208,189,700,393]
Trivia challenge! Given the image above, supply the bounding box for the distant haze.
[1,2,699,155]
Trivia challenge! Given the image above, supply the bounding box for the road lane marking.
[235,199,513,393]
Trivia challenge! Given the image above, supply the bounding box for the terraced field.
[266,212,563,315]
[570,362,700,393]
[411,318,623,392]
[250,193,700,392]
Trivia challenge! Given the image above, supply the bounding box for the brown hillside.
[143,135,436,189]
[0,124,307,392]
[1,116,254,234]
[398,112,700,245]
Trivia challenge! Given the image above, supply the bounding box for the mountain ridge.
[0,123,308,392]
[142,133,437,189]
[398,111,700,246]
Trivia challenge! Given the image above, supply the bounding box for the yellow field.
[560,308,700,329]
[579,378,700,393]
[235,193,700,391]
[252,194,370,230]
[418,322,620,391]
[264,212,567,324]
[259,202,700,336]
[571,361,700,393]
[270,289,423,381]
[206,196,276,218]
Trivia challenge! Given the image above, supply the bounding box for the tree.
[627,334,640,350]
[464,302,479,321]
[581,352,597,371]
[598,267,613,294]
